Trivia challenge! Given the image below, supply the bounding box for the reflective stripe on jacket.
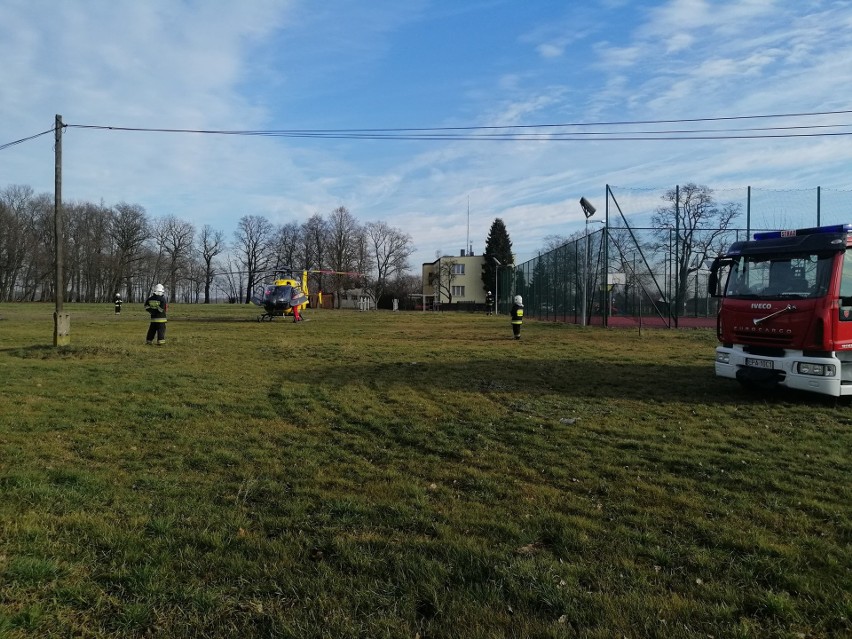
[144,294,168,322]
[511,304,524,325]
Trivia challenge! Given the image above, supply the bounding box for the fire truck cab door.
[838,249,852,332]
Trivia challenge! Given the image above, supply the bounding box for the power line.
[176,129,852,141]
[67,107,852,133]
[64,109,852,141]
[0,127,57,152]
[4,108,852,151]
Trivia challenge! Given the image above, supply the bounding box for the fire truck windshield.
[725,252,833,299]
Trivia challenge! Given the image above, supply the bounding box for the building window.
[451,285,465,297]
[452,263,465,275]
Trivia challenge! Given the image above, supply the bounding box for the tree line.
[0,184,418,306]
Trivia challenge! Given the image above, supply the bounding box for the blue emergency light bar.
[753,223,852,241]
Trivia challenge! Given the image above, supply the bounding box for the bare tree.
[301,213,328,293]
[325,206,362,307]
[385,272,421,309]
[220,254,244,303]
[540,234,573,253]
[652,183,741,310]
[153,215,196,298]
[21,192,54,301]
[354,228,370,290]
[185,258,206,303]
[198,224,226,303]
[0,185,44,301]
[271,221,301,274]
[432,258,458,304]
[0,195,15,300]
[67,201,113,302]
[233,215,275,303]
[110,202,150,302]
[365,221,413,304]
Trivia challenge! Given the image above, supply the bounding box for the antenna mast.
[466,196,470,256]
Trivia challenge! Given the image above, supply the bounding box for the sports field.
[0,303,849,638]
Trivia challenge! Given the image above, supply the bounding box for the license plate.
[745,357,774,370]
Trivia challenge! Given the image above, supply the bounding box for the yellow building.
[421,251,489,308]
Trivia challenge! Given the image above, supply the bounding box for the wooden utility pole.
[53,114,70,346]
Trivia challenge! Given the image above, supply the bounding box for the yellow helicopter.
[251,268,366,320]
[251,270,309,321]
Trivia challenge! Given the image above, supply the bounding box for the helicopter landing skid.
[257,308,291,321]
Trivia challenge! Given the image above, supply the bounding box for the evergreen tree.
[481,218,514,302]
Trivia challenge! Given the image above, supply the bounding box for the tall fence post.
[603,187,609,327]
[817,186,821,227]
[674,184,679,328]
[746,186,751,240]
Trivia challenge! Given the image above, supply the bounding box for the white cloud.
[537,43,564,58]
[665,32,694,54]
[644,0,775,36]
[595,43,643,68]
[3,0,852,272]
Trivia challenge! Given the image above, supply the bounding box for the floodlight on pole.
[580,197,596,219]
[579,198,598,327]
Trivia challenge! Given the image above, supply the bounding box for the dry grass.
[0,302,849,638]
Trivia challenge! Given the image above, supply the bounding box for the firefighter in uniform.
[144,283,168,345]
[510,294,524,340]
[114,292,122,315]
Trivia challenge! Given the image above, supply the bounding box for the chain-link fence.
[508,185,852,327]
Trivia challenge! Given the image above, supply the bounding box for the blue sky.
[2,0,852,269]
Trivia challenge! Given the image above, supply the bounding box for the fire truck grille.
[732,329,793,346]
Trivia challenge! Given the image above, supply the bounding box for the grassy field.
[0,302,849,639]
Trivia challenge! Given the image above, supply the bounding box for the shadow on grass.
[176,316,263,323]
[293,356,837,407]
[0,344,132,359]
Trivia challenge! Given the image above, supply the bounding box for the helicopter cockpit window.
[271,285,292,304]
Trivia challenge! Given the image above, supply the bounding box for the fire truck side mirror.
[708,256,724,298]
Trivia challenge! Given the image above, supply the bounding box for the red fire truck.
[709,223,852,397]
